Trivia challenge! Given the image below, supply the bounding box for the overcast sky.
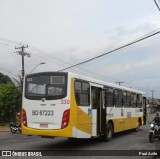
[0,0,160,98]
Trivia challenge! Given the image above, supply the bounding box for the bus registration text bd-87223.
[32,110,54,116]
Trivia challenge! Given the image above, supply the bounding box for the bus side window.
[75,80,90,106]
[131,93,137,108]
[137,94,142,108]
[126,92,131,107]
[123,91,127,107]
[114,89,122,107]
[119,90,123,107]
[106,87,114,107]
[75,81,81,105]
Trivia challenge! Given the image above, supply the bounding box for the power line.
[28,47,68,68]
[0,38,113,80]
[0,66,18,77]
[154,0,160,11]
[0,38,115,80]
[0,38,21,47]
[58,30,160,72]
[28,46,117,81]
[1,28,160,84]
[0,42,15,47]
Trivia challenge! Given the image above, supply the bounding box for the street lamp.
[30,62,46,73]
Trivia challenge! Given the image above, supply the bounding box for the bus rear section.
[22,72,72,138]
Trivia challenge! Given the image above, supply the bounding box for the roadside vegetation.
[0,73,22,123]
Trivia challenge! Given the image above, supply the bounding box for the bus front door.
[91,86,106,137]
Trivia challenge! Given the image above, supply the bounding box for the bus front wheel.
[104,122,113,141]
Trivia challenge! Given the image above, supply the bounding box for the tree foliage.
[0,83,17,122]
[0,72,22,122]
[12,75,23,112]
[0,73,12,84]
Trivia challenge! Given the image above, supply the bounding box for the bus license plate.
[40,123,48,128]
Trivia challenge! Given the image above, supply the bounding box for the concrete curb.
[0,123,10,133]
[0,126,10,132]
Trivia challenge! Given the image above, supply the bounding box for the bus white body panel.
[72,126,91,138]
[91,109,97,136]
[23,98,70,129]
[106,107,143,120]
[23,72,70,131]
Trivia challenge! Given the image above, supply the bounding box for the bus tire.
[135,120,140,132]
[104,122,113,141]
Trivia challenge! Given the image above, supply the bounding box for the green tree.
[0,83,17,122]
[0,73,12,84]
[0,72,23,122]
[12,75,23,112]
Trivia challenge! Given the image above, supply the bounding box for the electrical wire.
[0,42,15,47]
[0,66,18,77]
[27,46,117,81]
[58,30,160,72]
[0,38,21,45]
[1,28,160,84]
[154,0,160,11]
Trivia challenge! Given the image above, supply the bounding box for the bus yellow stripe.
[70,78,91,134]
[110,116,143,133]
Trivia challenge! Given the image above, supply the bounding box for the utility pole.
[115,82,124,86]
[15,45,30,81]
[146,84,148,97]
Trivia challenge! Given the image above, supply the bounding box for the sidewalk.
[146,112,156,122]
[0,123,10,133]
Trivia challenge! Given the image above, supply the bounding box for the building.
[147,97,160,113]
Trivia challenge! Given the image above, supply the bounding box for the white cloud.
[0,0,160,97]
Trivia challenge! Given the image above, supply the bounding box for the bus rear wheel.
[135,120,140,132]
[104,122,113,141]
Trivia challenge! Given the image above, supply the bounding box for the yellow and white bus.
[22,72,146,141]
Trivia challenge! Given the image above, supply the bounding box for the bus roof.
[68,72,146,95]
[26,71,146,95]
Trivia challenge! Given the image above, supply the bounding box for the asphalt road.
[0,114,160,159]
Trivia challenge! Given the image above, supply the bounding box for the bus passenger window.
[75,80,90,106]
[137,94,142,108]
[119,90,123,107]
[123,91,127,107]
[82,82,89,94]
[126,92,131,107]
[131,93,137,108]
[75,81,81,93]
[114,89,122,107]
[106,88,114,107]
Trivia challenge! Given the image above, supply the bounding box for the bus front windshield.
[25,73,67,100]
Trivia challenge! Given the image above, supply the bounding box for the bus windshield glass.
[25,73,67,100]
